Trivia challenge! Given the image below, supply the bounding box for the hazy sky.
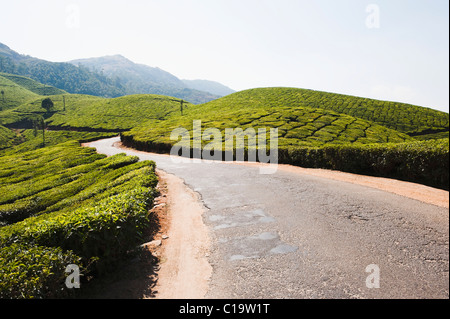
[1,0,449,112]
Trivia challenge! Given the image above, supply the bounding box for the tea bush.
[0,141,158,298]
[0,243,81,299]
[279,139,449,190]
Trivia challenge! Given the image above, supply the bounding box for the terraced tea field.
[0,93,186,132]
[0,141,158,298]
[202,88,449,135]
[122,88,448,150]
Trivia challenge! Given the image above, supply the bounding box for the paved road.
[87,137,449,299]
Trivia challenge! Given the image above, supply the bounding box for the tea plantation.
[0,141,158,298]
[0,74,448,298]
[0,93,185,131]
[121,87,448,189]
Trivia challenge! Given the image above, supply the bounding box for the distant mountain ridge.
[182,79,235,97]
[0,43,125,98]
[69,55,186,90]
[68,54,225,103]
[0,42,232,104]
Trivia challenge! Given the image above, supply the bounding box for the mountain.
[182,79,235,97]
[0,43,222,104]
[0,43,125,98]
[70,55,184,88]
[68,55,222,104]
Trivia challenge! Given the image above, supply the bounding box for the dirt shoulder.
[151,169,212,299]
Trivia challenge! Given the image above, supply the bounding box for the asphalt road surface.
[87,137,449,299]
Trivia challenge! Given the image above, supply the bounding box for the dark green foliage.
[0,187,156,275]
[0,243,82,299]
[41,98,54,112]
[279,139,449,190]
[0,141,158,298]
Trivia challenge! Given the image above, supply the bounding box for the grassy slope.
[46,94,187,131]
[0,93,186,131]
[0,129,117,156]
[1,85,448,152]
[124,88,419,149]
[211,88,449,135]
[0,73,66,96]
[0,74,40,110]
[0,125,22,149]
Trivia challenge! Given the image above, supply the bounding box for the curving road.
[86,137,449,299]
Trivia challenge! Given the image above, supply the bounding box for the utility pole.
[180,99,185,116]
[169,98,186,115]
[63,95,66,111]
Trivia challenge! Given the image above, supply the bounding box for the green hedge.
[123,133,449,190]
[0,187,157,298]
[0,140,159,298]
[278,139,449,190]
[0,144,152,226]
[0,244,81,299]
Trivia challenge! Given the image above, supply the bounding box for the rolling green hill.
[120,87,448,189]
[0,74,39,110]
[0,93,187,132]
[196,88,449,136]
[2,84,448,154]
[0,79,448,190]
[123,87,434,151]
[0,73,65,111]
[46,94,187,131]
[0,73,66,96]
[0,125,21,149]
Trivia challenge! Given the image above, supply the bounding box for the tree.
[41,98,54,112]
[1,90,4,102]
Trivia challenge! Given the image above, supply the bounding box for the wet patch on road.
[218,232,298,261]
[208,207,275,230]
